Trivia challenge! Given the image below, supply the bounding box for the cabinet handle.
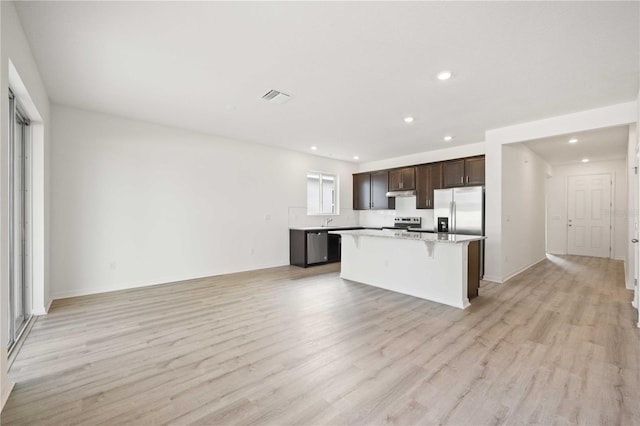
[400,182,403,189]
[460,176,464,184]
[466,176,469,183]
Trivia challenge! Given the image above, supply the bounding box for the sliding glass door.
[8,90,31,350]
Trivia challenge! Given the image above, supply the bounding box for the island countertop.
[330,229,486,244]
[332,228,484,309]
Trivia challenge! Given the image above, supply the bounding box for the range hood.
[386,190,416,197]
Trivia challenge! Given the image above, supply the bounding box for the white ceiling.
[522,125,630,166]
[14,1,640,163]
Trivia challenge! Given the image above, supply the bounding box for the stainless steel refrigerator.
[433,186,484,277]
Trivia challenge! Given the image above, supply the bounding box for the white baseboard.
[501,256,548,283]
[621,260,636,290]
[1,377,14,411]
[481,275,503,284]
[51,263,287,300]
[31,298,52,316]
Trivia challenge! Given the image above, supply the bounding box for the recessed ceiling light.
[437,71,452,81]
[581,158,589,163]
[444,135,453,141]
[404,116,414,123]
[353,155,359,160]
[569,138,578,144]
[310,146,317,151]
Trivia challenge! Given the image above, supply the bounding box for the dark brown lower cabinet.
[468,240,480,299]
[290,229,345,267]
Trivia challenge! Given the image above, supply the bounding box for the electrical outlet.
[109,261,117,270]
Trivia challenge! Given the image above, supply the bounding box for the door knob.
[632,239,639,243]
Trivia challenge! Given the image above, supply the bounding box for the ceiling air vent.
[262,89,291,105]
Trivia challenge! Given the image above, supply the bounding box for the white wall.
[546,160,627,261]
[501,144,549,281]
[51,105,358,299]
[358,142,484,173]
[1,1,51,409]
[485,101,637,282]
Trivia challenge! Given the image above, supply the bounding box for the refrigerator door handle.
[450,201,455,233]
[453,201,456,233]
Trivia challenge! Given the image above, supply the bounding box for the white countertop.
[290,225,364,231]
[330,229,486,244]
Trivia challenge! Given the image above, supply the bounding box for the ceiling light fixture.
[404,116,414,123]
[444,135,453,141]
[569,138,578,144]
[581,158,589,163]
[353,155,359,160]
[437,71,452,81]
[310,146,317,151]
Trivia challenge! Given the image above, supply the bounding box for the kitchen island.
[330,229,485,309]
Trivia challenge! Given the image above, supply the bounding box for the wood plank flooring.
[2,255,639,425]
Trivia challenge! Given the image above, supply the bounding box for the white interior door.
[567,174,612,258]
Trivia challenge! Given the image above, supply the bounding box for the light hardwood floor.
[3,255,639,425]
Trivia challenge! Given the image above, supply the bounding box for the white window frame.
[307,171,339,215]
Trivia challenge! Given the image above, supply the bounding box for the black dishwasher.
[328,233,341,262]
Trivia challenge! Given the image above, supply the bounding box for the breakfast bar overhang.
[330,229,486,309]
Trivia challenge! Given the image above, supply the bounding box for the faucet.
[323,218,333,227]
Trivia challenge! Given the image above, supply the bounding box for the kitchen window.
[307,172,338,215]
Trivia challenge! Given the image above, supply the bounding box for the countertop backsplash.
[288,197,435,230]
[288,207,359,229]
[358,196,435,230]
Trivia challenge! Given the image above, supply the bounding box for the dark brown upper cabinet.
[443,159,466,188]
[443,156,485,188]
[353,173,371,210]
[464,156,485,186]
[388,167,416,191]
[353,171,395,210]
[416,163,443,209]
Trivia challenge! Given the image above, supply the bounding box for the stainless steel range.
[382,217,421,230]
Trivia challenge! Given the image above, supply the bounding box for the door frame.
[7,90,33,351]
[635,143,640,321]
